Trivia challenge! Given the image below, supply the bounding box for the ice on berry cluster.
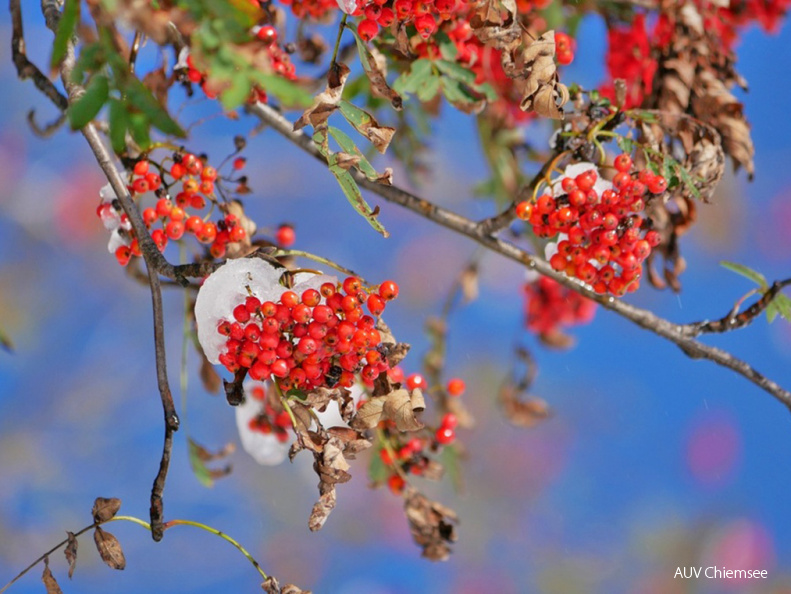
[551,162,612,198]
[98,183,132,253]
[236,380,363,466]
[194,258,336,364]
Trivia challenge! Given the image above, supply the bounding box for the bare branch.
[686,278,791,335]
[248,101,791,410]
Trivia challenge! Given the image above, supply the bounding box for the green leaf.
[51,0,80,68]
[188,438,215,487]
[314,130,388,236]
[68,74,109,129]
[107,99,128,154]
[720,261,768,290]
[328,155,388,237]
[220,72,252,109]
[128,113,151,149]
[328,126,384,182]
[416,75,441,102]
[393,59,433,95]
[434,59,476,85]
[124,78,184,137]
[254,73,313,108]
[441,77,484,111]
[676,163,702,200]
[768,293,791,323]
[435,31,459,61]
[368,445,389,484]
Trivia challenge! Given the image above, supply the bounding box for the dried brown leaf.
[93,527,126,570]
[351,396,386,429]
[519,31,568,119]
[262,576,312,593]
[65,532,78,579]
[499,385,551,428]
[403,490,458,561]
[294,63,350,133]
[42,557,63,594]
[91,497,121,523]
[308,486,337,532]
[199,352,222,394]
[382,388,424,432]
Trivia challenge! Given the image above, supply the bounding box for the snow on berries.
[195,258,401,393]
[516,158,666,296]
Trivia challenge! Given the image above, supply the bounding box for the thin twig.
[248,101,791,410]
[36,0,180,541]
[686,279,791,335]
[10,0,68,111]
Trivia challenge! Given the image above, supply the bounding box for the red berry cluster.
[555,31,574,65]
[355,0,460,42]
[216,277,401,391]
[100,153,250,266]
[246,385,293,443]
[524,276,596,336]
[516,157,665,296]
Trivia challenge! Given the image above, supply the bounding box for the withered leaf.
[403,490,458,561]
[331,151,361,171]
[42,557,63,594]
[382,389,424,432]
[499,385,551,428]
[199,352,222,394]
[520,31,568,119]
[65,532,78,579]
[93,527,126,570]
[262,576,312,594]
[294,63,350,134]
[308,486,337,532]
[351,396,386,430]
[91,497,121,523]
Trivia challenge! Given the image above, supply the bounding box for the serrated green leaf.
[616,136,635,154]
[416,75,441,102]
[51,0,80,68]
[434,59,476,85]
[721,261,768,290]
[338,100,394,153]
[393,59,433,95]
[68,73,109,129]
[108,99,128,154]
[188,438,215,488]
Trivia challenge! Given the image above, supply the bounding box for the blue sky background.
[1,4,791,593]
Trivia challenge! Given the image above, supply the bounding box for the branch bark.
[248,101,791,410]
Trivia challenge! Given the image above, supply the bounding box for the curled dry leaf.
[645,195,696,291]
[403,490,458,561]
[199,351,222,394]
[499,384,551,428]
[293,63,350,138]
[520,32,569,119]
[91,497,122,523]
[93,527,126,570]
[262,576,312,594]
[382,388,425,432]
[42,556,63,594]
[65,531,78,579]
[308,436,352,531]
[351,396,386,430]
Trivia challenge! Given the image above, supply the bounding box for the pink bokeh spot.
[686,411,741,486]
[702,519,775,588]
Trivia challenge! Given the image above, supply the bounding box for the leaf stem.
[330,15,348,68]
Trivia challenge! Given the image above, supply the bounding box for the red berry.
[435,426,455,445]
[447,378,465,396]
[516,201,534,221]
[358,18,379,42]
[166,220,185,240]
[367,294,386,316]
[388,474,405,494]
[614,154,632,172]
[170,162,186,180]
[133,160,149,176]
[276,224,295,247]
[229,226,246,243]
[406,373,425,390]
[379,280,399,301]
[115,245,131,266]
[257,25,278,45]
[233,304,251,323]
